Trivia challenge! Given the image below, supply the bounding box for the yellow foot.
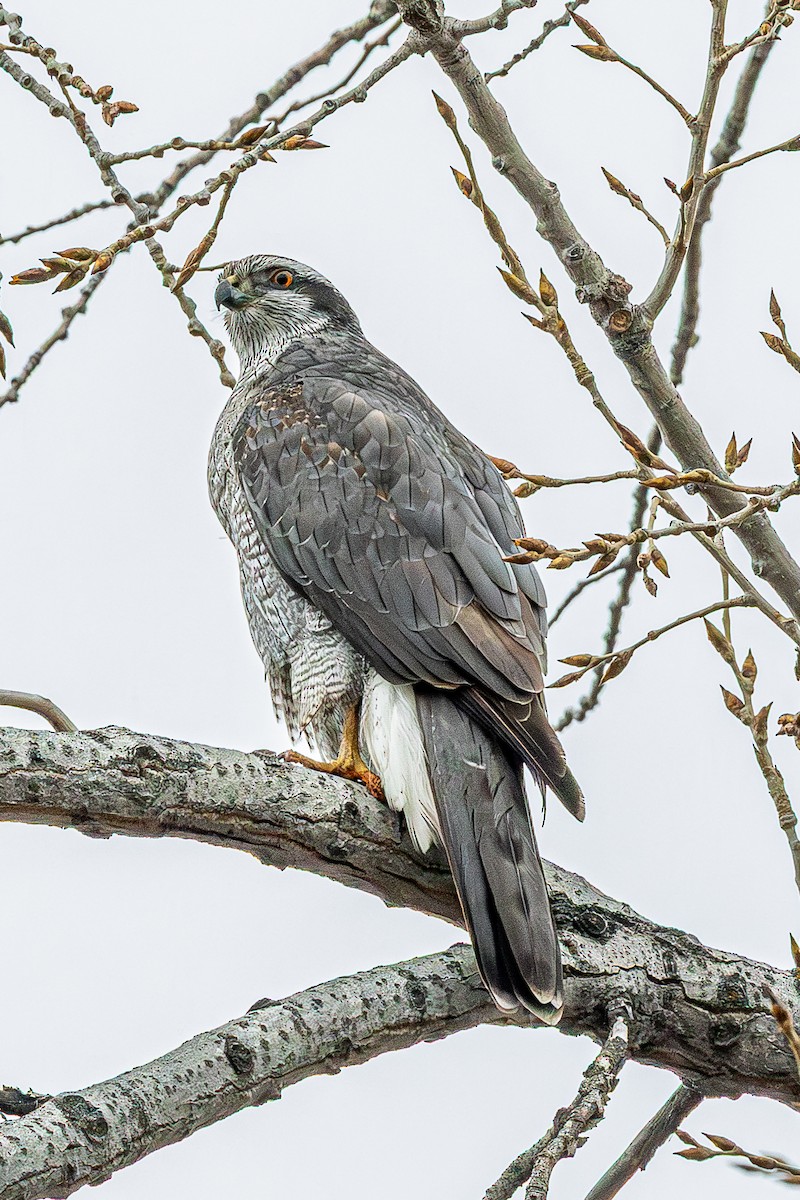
[284,748,385,803]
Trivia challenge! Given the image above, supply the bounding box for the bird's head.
[215,255,361,367]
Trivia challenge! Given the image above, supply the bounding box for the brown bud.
[650,547,669,577]
[752,702,772,740]
[574,43,618,61]
[498,268,537,305]
[559,654,599,668]
[432,90,457,130]
[547,555,574,570]
[538,270,558,307]
[570,10,608,45]
[503,551,536,565]
[601,649,633,683]
[450,167,475,201]
[512,481,538,498]
[549,667,590,689]
[91,252,114,274]
[56,246,98,263]
[588,548,620,575]
[95,84,114,102]
[720,686,745,719]
[792,434,800,477]
[601,167,628,198]
[705,619,735,664]
[705,1134,739,1153]
[724,432,738,475]
[10,267,57,285]
[741,649,757,682]
[488,456,517,477]
[515,537,552,554]
[53,267,87,292]
[0,309,15,346]
[790,933,800,972]
[643,572,658,597]
[0,342,5,379]
[238,124,269,146]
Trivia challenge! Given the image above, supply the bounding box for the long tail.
[415,688,563,1022]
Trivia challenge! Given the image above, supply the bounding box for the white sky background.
[1,0,799,1195]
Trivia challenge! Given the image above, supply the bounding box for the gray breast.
[208,374,365,757]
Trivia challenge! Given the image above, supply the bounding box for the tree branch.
[485,1017,629,1200]
[0,945,500,1200]
[0,725,798,1107]
[583,1084,703,1200]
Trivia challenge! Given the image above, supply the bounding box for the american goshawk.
[209,255,584,1022]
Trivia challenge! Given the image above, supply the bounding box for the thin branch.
[703,129,800,183]
[550,595,757,690]
[555,460,651,731]
[671,32,777,386]
[600,167,670,247]
[485,0,590,82]
[645,0,731,319]
[0,690,77,732]
[548,560,626,628]
[710,628,800,893]
[584,1085,703,1200]
[0,270,106,408]
[484,1018,630,1200]
[454,0,539,37]
[0,198,113,248]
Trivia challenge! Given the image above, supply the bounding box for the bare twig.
[548,560,626,628]
[484,1017,630,1200]
[601,167,670,247]
[485,0,589,82]
[584,1085,703,1200]
[554,462,651,731]
[0,690,77,733]
[0,270,107,408]
[645,1,732,319]
[675,1126,800,1183]
[570,11,691,126]
[671,33,777,386]
[707,626,800,892]
[0,198,113,248]
[550,595,757,690]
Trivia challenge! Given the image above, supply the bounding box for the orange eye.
[270,269,293,288]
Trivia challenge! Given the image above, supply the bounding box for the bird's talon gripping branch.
[284,706,386,802]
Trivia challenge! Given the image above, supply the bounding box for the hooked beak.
[215,278,249,311]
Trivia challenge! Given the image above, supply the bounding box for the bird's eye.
[270,269,293,289]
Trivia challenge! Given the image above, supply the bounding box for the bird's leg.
[284,704,385,801]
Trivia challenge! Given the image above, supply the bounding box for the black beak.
[215,279,248,311]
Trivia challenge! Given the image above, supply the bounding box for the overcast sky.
[2,0,800,1196]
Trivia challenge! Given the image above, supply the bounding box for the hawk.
[209,255,584,1022]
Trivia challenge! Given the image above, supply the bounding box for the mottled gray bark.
[1,726,798,1113]
[0,946,497,1200]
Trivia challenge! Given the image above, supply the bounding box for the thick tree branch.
[0,945,500,1200]
[0,725,798,1108]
